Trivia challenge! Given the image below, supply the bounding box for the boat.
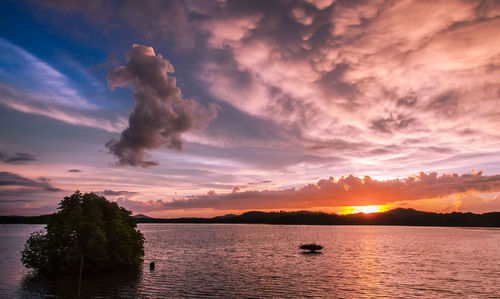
[299,243,323,253]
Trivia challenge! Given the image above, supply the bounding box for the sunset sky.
[1,0,500,217]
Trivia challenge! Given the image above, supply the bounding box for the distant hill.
[133,214,153,219]
[2,209,499,227]
[0,214,52,224]
[133,208,500,227]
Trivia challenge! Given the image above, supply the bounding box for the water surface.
[1,224,499,298]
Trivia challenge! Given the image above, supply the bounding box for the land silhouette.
[3,208,499,227]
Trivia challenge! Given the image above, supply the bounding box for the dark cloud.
[43,0,200,48]
[0,198,32,203]
[105,44,217,167]
[247,180,272,186]
[160,171,500,210]
[199,183,235,190]
[316,64,358,104]
[397,94,418,107]
[427,146,454,154]
[3,152,37,164]
[426,92,459,117]
[67,169,82,172]
[371,113,416,134]
[0,171,62,192]
[308,139,364,151]
[44,187,63,192]
[100,189,137,196]
[367,145,401,156]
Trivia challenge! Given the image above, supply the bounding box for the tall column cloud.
[105,44,217,167]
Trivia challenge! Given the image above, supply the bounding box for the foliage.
[21,191,144,275]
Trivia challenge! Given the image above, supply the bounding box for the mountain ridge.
[2,208,499,227]
[136,208,500,227]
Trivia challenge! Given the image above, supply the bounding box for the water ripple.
[1,224,499,298]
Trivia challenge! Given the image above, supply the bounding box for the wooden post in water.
[78,254,84,297]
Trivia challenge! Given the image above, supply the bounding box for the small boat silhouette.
[299,243,323,253]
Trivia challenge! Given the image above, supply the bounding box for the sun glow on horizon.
[337,205,390,215]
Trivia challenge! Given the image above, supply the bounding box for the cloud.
[0,39,126,133]
[160,171,500,211]
[192,0,500,167]
[105,44,217,167]
[371,114,416,134]
[43,0,200,48]
[24,0,500,215]
[0,172,63,215]
[39,0,500,176]
[0,38,95,110]
[115,197,169,213]
[305,0,335,10]
[100,189,137,196]
[456,193,500,214]
[3,152,37,164]
[0,84,126,132]
[0,171,62,193]
[67,169,82,172]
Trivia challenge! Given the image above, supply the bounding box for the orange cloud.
[120,171,500,212]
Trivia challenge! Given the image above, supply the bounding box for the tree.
[21,191,144,275]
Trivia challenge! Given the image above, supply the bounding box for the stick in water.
[78,254,84,297]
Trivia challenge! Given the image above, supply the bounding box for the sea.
[0,224,499,298]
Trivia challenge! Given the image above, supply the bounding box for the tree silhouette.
[21,191,144,275]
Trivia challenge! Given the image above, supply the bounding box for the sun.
[353,205,381,214]
[337,205,387,215]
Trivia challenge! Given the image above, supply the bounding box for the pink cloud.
[305,0,335,10]
[42,1,500,171]
[207,16,261,48]
[456,193,500,214]
[292,7,314,26]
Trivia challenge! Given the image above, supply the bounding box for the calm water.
[0,224,499,298]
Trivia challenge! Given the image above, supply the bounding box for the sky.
[1,0,500,217]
